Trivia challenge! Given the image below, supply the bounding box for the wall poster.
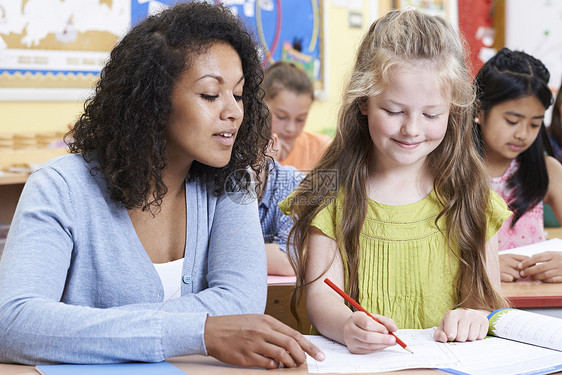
[0,0,325,101]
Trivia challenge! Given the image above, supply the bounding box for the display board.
[505,0,562,93]
[0,0,325,101]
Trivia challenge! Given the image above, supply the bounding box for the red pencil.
[324,278,413,354]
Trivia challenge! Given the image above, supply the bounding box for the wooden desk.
[266,278,311,335]
[547,226,562,239]
[500,227,562,309]
[502,281,562,308]
[0,356,438,374]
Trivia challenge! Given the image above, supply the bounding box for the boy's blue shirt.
[258,160,305,254]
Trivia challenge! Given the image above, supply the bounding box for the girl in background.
[283,8,509,354]
[263,61,331,171]
[474,48,562,283]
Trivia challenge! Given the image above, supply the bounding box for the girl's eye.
[506,119,518,125]
[201,94,219,101]
[531,123,542,128]
[424,113,440,120]
[234,94,244,102]
[384,109,401,116]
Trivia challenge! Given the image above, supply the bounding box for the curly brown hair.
[67,2,269,211]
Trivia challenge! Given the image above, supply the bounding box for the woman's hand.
[204,314,324,369]
[519,252,562,282]
[499,254,530,282]
[342,311,397,354]
[434,308,489,343]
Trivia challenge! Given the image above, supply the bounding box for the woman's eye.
[201,94,219,101]
[234,94,244,102]
[506,119,518,125]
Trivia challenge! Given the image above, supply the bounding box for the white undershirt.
[153,258,184,302]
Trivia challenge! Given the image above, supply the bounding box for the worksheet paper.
[305,328,460,373]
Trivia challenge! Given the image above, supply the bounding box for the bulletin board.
[505,0,562,93]
[0,0,325,101]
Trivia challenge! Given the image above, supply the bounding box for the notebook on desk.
[36,361,185,375]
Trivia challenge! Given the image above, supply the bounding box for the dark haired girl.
[474,48,562,283]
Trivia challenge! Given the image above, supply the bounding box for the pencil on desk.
[324,278,413,354]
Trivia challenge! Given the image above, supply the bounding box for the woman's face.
[478,95,546,163]
[166,42,245,171]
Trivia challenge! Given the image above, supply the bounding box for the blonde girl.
[283,8,510,353]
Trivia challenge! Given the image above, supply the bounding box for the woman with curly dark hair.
[0,2,323,368]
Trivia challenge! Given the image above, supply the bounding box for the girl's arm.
[434,233,500,342]
[305,227,397,354]
[543,156,562,224]
[518,156,562,282]
[266,243,294,276]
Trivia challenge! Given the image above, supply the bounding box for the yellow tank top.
[310,190,510,329]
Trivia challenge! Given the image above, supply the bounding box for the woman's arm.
[305,227,396,353]
[0,165,267,364]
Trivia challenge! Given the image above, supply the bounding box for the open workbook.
[306,309,562,375]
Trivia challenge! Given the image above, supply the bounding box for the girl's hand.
[433,308,489,343]
[342,311,397,354]
[499,254,530,282]
[519,252,562,283]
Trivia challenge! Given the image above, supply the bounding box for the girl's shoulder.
[545,155,562,173]
[545,155,562,190]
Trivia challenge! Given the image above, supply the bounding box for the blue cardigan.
[0,154,267,364]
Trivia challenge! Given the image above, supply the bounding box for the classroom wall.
[0,1,379,138]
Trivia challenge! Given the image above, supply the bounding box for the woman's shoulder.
[30,153,91,179]
[27,153,105,193]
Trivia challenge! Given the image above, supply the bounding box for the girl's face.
[361,66,450,173]
[267,90,313,148]
[166,42,245,171]
[478,95,546,163]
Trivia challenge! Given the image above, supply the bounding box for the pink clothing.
[490,159,546,250]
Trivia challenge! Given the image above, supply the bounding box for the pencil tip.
[405,347,414,354]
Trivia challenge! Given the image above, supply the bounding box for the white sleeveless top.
[153,258,183,302]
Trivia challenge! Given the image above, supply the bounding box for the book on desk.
[307,309,562,375]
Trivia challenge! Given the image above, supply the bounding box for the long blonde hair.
[287,9,507,325]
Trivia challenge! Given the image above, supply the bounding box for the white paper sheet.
[306,328,460,373]
[499,238,562,257]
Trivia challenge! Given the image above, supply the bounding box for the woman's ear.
[358,97,368,115]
